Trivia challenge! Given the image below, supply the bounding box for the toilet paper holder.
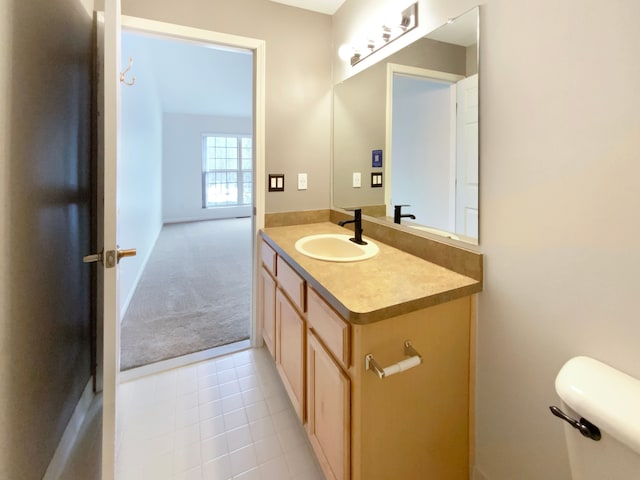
[365,340,422,379]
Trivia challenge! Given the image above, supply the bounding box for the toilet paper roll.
[382,355,421,377]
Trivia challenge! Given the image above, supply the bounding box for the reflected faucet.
[338,208,367,245]
[394,205,416,224]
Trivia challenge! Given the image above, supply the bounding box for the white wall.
[118,0,333,214]
[163,112,253,223]
[118,32,164,317]
[335,1,640,479]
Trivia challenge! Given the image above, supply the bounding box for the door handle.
[117,248,137,263]
[82,248,136,268]
[83,251,103,264]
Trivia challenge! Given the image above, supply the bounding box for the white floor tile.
[203,454,232,480]
[258,456,290,480]
[197,360,217,378]
[249,416,276,442]
[175,423,201,450]
[218,368,238,385]
[244,400,270,423]
[201,433,228,462]
[198,385,221,405]
[223,408,249,430]
[174,465,203,480]
[235,364,255,380]
[219,380,241,398]
[229,444,258,477]
[222,393,245,414]
[200,415,225,441]
[173,441,202,474]
[284,444,317,477]
[233,467,260,479]
[215,356,235,372]
[199,372,219,389]
[253,435,283,465]
[199,399,224,421]
[226,425,253,452]
[238,374,259,391]
[116,347,325,480]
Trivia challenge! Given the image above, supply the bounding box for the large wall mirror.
[333,7,479,244]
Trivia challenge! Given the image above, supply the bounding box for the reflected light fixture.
[339,2,418,66]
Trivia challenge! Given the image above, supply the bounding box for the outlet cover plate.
[352,172,361,188]
[297,173,307,190]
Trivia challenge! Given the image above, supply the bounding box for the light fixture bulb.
[338,44,354,61]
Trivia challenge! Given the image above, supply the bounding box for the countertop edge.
[261,228,482,325]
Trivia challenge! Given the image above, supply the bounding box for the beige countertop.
[261,222,481,324]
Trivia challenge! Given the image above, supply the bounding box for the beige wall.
[116,0,333,213]
[0,0,94,478]
[334,1,640,479]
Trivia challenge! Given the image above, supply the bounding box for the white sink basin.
[294,234,379,262]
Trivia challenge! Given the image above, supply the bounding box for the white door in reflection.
[455,73,479,238]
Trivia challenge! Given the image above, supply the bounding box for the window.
[202,135,253,208]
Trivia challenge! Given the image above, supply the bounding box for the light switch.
[371,172,383,188]
[268,174,285,192]
[352,172,361,188]
[297,173,307,190]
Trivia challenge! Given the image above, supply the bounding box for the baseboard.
[120,223,162,320]
[164,208,252,224]
[43,379,94,480]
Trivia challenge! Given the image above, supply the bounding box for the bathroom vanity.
[259,221,482,480]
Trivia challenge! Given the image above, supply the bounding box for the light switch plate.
[297,173,307,190]
[268,174,285,192]
[353,172,361,188]
[371,172,383,187]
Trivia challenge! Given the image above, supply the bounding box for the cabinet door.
[275,289,305,421]
[260,267,276,358]
[307,331,350,480]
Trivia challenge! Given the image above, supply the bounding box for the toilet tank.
[554,356,640,480]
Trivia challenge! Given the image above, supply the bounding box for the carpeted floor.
[120,218,252,370]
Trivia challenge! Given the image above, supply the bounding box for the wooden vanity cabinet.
[259,239,307,421]
[260,237,473,480]
[307,286,471,480]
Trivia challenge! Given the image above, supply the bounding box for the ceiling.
[122,31,253,117]
[268,0,346,15]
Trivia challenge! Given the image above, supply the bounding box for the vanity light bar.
[347,2,418,66]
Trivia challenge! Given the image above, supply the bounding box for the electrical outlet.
[352,172,361,188]
[297,173,307,190]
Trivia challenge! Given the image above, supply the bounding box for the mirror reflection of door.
[455,74,479,238]
[391,73,456,232]
[389,65,478,240]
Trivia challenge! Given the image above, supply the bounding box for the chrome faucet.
[394,204,416,224]
[338,208,367,245]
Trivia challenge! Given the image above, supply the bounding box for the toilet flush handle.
[549,406,601,441]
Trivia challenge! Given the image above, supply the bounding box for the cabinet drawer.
[307,287,350,368]
[261,240,277,276]
[277,256,306,312]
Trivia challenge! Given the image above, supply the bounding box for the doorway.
[116,21,264,372]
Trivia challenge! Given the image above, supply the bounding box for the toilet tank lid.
[555,356,640,455]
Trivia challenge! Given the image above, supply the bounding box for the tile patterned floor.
[116,347,325,480]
